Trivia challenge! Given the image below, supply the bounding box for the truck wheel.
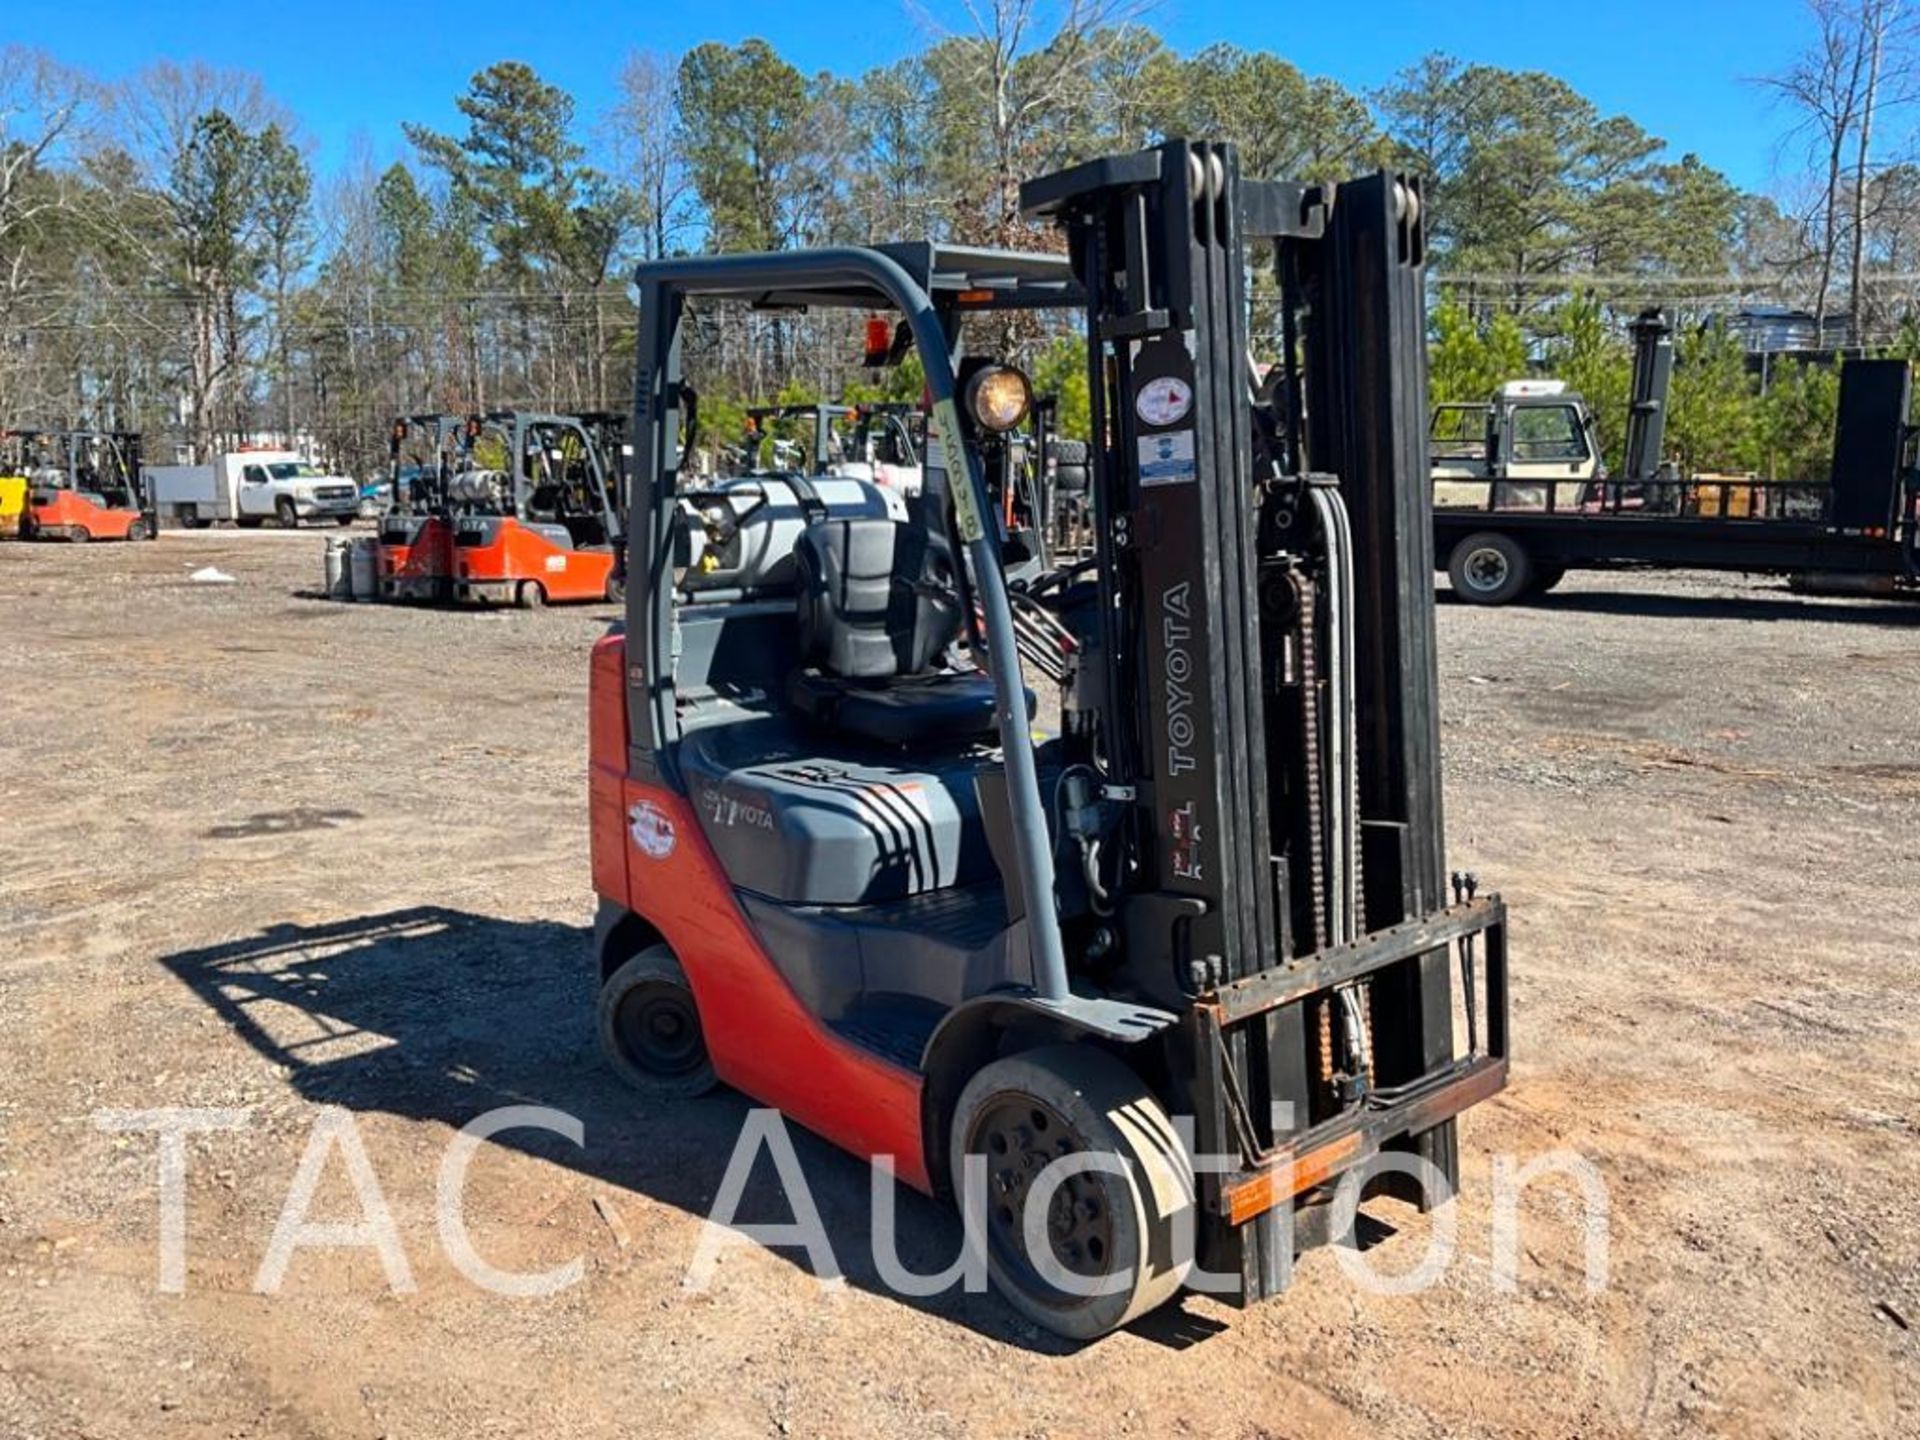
[1448,532,1532,605]
[516,580,547,610]
[335,515,355,527]
[950,1045,1193,1341]
[276,499,299,529]
[597,945,718,1099]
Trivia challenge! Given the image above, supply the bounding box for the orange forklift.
[451,411,625,608]
[14,429,156,542]
[379,414,467,602]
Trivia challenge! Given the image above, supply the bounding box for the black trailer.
[1436,336,1920,604]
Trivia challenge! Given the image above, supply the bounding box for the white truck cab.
[147,450,361,528]
[1431,386,1603,511]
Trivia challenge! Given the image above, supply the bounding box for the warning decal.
[1139,430,1198,487]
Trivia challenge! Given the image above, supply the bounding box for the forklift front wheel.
[516,580,547,611]
[950,1045,1193,1341]
[604,574,625,604]
[598,945,718,1099]
[1448,532,1532,605]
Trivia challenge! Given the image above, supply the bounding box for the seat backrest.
[794,518,960,679]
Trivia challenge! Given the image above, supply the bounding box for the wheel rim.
[613,984,704,1077]
[1464,546,1509,593]
[968,1094,1116,1303]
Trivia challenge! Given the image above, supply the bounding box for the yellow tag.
[934,398,984,544]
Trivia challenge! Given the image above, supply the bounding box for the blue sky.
[13,0,1811,194]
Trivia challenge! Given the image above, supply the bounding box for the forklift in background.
[451,411,625,608]
[15,429,155,542]
[592,140,1510,1339]
[0,435,28,537]
[379,414,467,602]
[737,403,853,477]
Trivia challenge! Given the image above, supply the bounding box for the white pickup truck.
[146,450,361,528]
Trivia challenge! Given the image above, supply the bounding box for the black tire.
[335,514,355,527]
[276,498,299,529]
[1530,563,1567,595]
[597,944,718,1099]
[126,518,152,542]
[950,1045,1193,1341]
[1447,531,1533,605]
[604,573,625,604]
[516,579,547,610]
[70,527,90,544]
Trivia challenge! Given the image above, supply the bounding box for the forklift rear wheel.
[516,580,547,610]
[70,527,91,544]
[598,945,717,1099]
[1447,532,1532,605]
[276,499,299,529]
[950,1045,1193,1341]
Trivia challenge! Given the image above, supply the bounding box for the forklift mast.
[1025,144,1478,1283]
[1624,309,1675,485]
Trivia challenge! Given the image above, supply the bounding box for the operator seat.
[787,517,1007,749]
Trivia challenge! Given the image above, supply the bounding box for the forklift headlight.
[965,365,1032,433]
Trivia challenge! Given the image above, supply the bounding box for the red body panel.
[380,517,452,598]
[27,490,143,541]
[587,634,931,1190]
[456,519,614,603]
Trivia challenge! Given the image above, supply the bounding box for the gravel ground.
[1,531,1916,1439]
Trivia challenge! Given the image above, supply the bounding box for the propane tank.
[323,535,352,601]
[348,537,380,601]
[446,468,510,510]
[682,475,906,592]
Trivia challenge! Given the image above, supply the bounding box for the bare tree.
[925,0,1153,246]
[0,47,94,421]
[607,50,689,261]
[1762,0,1915,341]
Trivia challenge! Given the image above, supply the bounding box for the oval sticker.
[628,800,677,860]
[1135,376,1193,426]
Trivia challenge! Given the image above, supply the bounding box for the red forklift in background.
[594,141,1510,1339]
[379,414,467,602]
[451,411,626,608]
[15,429,156,542]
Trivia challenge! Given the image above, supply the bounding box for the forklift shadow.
[157,905,1195,1351]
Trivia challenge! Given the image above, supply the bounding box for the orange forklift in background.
[451,411,626,608]
[14,429,156,542]
[379,414,467,602]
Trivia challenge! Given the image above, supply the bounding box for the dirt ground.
[1,529,1916,1439]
